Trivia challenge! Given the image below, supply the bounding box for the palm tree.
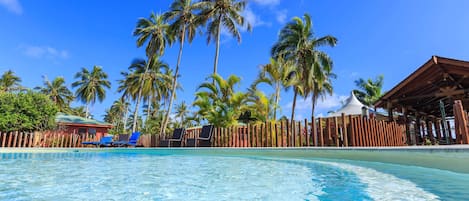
[70,106,87,117]
[35,76,74,112]
[254,56,295,120]
[271,13,337,121]
[193,74,247,127]
[118,56,170,132]
[133,13,172,132]
[72,66,111,118]
[0,70,22,93]
[199,0,252,75]
[160,0,202,136]
[354,75,385,106]
[175,101,189,127]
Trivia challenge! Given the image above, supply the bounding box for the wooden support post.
[318,117,324,146]
[435,120,442,142]
[341,113,348,147]
[12,131,18,147]
[286,120,290,147]
[427,121,435,144]
[311,116,317,147]
[349,116,355,146]
[334,117,339,147]
[1,132,5,147]
[305,119,309,147]
[297,121,302,147]
[415,116,421,144]
[280,121,284,147]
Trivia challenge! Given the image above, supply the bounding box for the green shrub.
[0,91,58,131]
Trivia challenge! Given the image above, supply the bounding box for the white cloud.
[251,0,280,7]
[276,9,287,24]
[0,0,22,15]
[242,5,269,30]
[19,45,69,60]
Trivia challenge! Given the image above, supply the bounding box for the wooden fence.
[453,100,469,144]
[0,131,97,148]
[1,115,406,148]
[158,114,406,147]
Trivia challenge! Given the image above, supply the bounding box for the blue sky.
[2,0,469,121]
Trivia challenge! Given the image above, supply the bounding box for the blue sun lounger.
[113,132,141,147]
[82,136,113,147]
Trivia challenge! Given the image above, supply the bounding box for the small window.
[78,128,87,135]
[88,128,97,136]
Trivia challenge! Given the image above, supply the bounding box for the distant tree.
[175,101,189,127]
[0,70,22,93]
[354,75,384,106]
[198,0,252,76]
[35,76,74,112]
[72,66,111,118]
[254,56,295,120]
[0,91,58,131]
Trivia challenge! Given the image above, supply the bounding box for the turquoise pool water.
[1,148,468,201]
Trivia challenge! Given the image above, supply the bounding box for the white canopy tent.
[328,91,368,117]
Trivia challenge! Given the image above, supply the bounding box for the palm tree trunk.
[291,88,298,125]
[213,16,222,77]
[146,98,151,123]
[311,93,317,120]
[274,83,280,121]
[123,102,129,132]
[161,26,186,135]
[132,92,142,133]
[85,103,89,118]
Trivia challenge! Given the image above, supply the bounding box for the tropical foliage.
[271,13,337,120]
[35,76,74,112]
[354,75,385,106]
[193,74,248,127]
[72,66,111,118]
[0,70,22,93]
[0,91,58,131]
[198,0,251,75]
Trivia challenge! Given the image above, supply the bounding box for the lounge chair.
[159,128,186,147]
[186,125,214,147]
[112,132,141,147]
[82,136,113,147]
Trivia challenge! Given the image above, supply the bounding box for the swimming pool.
[1,147,468,201]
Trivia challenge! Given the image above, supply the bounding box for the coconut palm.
[72,66,111,118]
[70,106,87,117]
[199,0,252,75]
[354,75,385,106]
[35,76,74,112]
[0,70,22,93]
[118,56,171,131]
[271,13,337,121]
[132,12,172,132]
[160,0,202,136]
[175,101,189,127]
[254,56,295,120]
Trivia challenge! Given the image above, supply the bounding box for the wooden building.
[56,113,112,139]
[375,56,469,145]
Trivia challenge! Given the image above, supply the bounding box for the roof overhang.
[375,56,469,117]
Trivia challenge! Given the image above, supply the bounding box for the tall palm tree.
[133,13,172,132]
[271,13,337,121]
[118,56,170,132]
[354,75,384,106]
[199,0,252,75]
[175,101,189,127]
[254,56,295,120]
[0,70,22,93]
[72,66,111,118]
[160,0,202,135]
[35,76,74,112]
